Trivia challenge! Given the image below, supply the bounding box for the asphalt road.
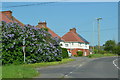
[36,57,119,78]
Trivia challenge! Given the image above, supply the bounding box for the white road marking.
[64,64,83,77]
[113,59,120,70]
[79,64,82,67]
[70,72,73,73]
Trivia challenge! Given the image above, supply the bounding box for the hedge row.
[1,21,63,65]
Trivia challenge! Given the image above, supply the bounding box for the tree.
[112,43,120,55]
[103,40,116,53]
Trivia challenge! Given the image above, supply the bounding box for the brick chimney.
[2,11,12,18]
[38,21,47,28]
[70,28,76,33]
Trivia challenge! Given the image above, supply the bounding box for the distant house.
[36,21,60,38]
[60,28,90,56]
[0,10,24,26]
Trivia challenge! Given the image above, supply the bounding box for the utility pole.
[96,18,102,53]
[92,19,95,54]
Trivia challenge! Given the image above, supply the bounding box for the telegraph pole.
[96,18,102,53]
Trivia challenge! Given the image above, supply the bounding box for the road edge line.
[113,59,120,70]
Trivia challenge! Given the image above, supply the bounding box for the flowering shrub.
[1,21,62,65]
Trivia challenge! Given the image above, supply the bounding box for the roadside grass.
[2,64,39,78]
[24,58,75,68]
[0,66,2,79]
[87,53,118,58]
[2,58,75,78]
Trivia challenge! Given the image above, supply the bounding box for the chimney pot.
[38,21,47,28]
[70,28,76,33]
[2,11,12,18]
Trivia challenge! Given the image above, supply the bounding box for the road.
[36,57,119,78]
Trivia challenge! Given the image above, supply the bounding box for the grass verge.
[0,66,2,79]
[2,65,39,78]
[2,58,75,78]
[87,53,118,58]
[24,58,75,68]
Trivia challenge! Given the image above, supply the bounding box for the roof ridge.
[46,27,61,38]
[70,32,80,41]
[12,16,24,26]
[62,31,88,43]
[71,32,85,43]
[2,12,13,22]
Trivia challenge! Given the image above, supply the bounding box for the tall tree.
[104,40,116,53]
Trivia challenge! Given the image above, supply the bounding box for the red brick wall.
[68,48,90,56]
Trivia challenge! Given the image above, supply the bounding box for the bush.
[1,21,63,65]
[112,46,120,55]
[74,55,78,57]
[93,49,98,54]
[87,54,92,58]
[76,51,83,56]
[61,48,69,58]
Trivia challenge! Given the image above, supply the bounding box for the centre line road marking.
[64,64,83,77]
[113,59,120,70]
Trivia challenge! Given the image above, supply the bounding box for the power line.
[55,28,117,33]
[2,2,56,8]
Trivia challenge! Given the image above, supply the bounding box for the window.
[72,42,74,45]
[60,44,63,46]
[65,44,68,47]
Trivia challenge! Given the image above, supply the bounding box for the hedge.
[1,21,62,65]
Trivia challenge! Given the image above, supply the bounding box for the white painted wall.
[60,41,89,49]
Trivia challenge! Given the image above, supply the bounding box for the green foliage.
[87,53,117,58]
[74,55,78,57]
[2,21,62,65]
[2,65,39,78]
[99,50,107,54]
[24,58,75,68]
[76,51,83,56]
[113,45,120,55]
[104,40,116,53]
[61,48,69,58]
[41,28,48,31]
[103,40,120,55]
[93,49,98,54]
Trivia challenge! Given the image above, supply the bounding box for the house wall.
[60,42,89,49]
[60,41,90,56]
[67,49,90,56]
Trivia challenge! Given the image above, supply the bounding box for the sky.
[1,2,118,46]
[1,0,120,2]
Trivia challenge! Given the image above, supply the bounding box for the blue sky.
[2,2,118,46]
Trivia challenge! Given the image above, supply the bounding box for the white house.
[60,28,90,56]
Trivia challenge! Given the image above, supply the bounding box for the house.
[36,21,60,38]
[0,10,24,26]
[60,28,90,56]
[1,11,60,39]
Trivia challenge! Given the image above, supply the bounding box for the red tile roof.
[0,11,24,26]
[62,28,89,44]
[36,21,60,38]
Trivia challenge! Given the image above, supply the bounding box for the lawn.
[87,53,118,58]
[2,58,75,78]
[0,66,1,79]
[2,65,39,78]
